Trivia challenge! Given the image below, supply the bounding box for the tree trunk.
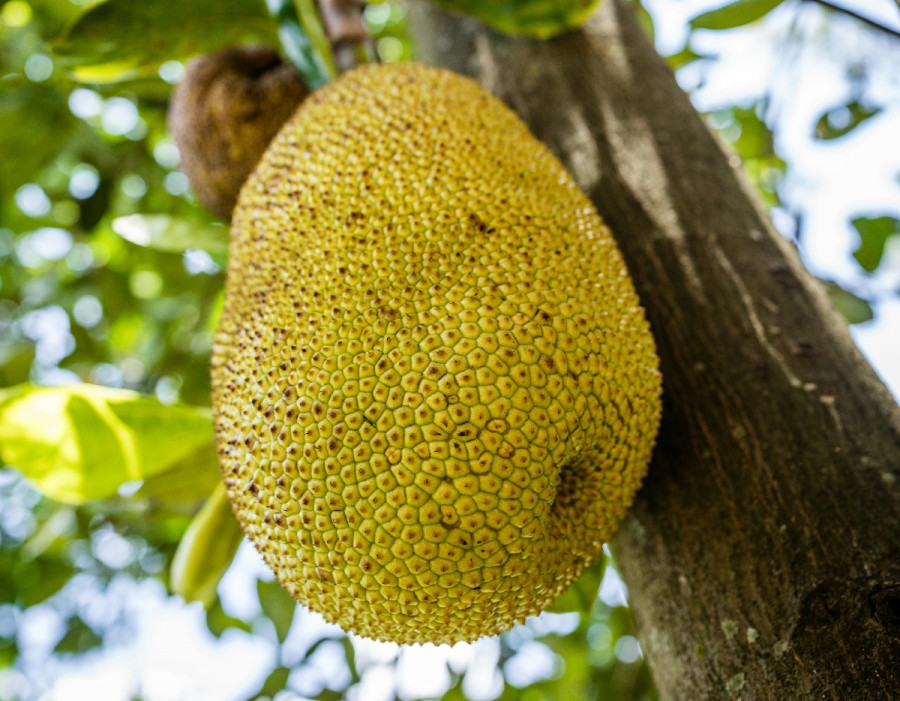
[408,1,900,698]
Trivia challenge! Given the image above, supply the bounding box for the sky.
[654,0,900,397]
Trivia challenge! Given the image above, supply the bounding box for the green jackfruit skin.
[211,62,662,645]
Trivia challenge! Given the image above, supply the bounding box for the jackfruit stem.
[318,0,377,71]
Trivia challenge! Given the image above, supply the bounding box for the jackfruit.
[211,62,661,645]
[168,45,308,219]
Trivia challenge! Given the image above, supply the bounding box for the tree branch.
[804,0,900,39]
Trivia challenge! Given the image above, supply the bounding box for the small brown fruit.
[167,46,308,219]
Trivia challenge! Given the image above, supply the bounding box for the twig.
[803,0,900,39]
[317,0,377,72]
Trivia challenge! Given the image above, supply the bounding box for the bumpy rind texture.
[212,62,662,645]
[168,46,308,219]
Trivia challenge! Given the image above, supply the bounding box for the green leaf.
[15,558,76,607]
[53,615,103,654]
[20,505,77,560]
[0,638,17,670]
[709,104,786,205]
[0,86,78,198]
[314,690,348,701]
[340,636,359,683]
[729,105,773,160]
[0,384,215,504]
[134,440,221,504]
[111,214,229,257]
[690,0,784,31]
[170,483,243,606]
[441,684,468,701]
[206,597,253,638]
[257,578,297,643]
[51,0,277,84]
[822,280,874,325]
[266,0,337,89]
[254,665,291,698]
[546,556,605,613]
[666,45,708,71]
[606,603,636,638]
[426,0,601,39]
[851,216,899,274]
[814,100,880,141]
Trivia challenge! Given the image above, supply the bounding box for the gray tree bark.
[408,1,900,698]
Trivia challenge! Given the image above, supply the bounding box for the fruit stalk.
[317,0,376,70]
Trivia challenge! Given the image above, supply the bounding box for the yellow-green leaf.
[134,440,222,504]
[257,578,297,643]
[425,0,601,38]
[667,45,708,71]
[170,483,243,607]
[690,0,784,31]
[822,280,874,326]
[111,215,229,257]
[0,86,78,197]
[0,384,214,504]
[815,100,881,141]
[851,216,898,274]
[52,0,276,84]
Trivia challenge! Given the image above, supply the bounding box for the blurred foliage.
[707,104,786,207]
[52,0,276,83]
[851,215,899,274]
[663,0,900,328]
[169,483,243,606]
[0,0,897,699]
[814,98,880,140]
[422,0,601,38]
[0,383,217,503]
[822,279,874,325]
[267,0,338,89]
[689,0,785,31]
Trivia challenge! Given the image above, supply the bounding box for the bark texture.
[408,1,900,698]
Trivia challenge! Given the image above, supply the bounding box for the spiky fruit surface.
[211,62,661,645]
[167,46,308,219]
